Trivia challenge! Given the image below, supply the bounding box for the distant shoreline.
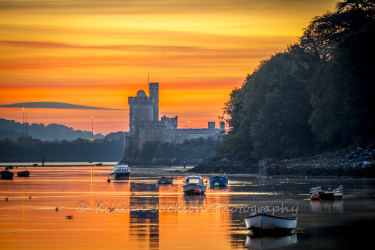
[0,162,117,167]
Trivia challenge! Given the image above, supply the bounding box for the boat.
[17,170,30,177]
[1,169,14,180]
[245,213,298,232]
[207,175,228,186]
[309,185,343,200]
[157,176,173,184]
[109,164,130,180]
[182,175,206,194]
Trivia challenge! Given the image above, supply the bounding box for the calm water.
[1,166,374,249]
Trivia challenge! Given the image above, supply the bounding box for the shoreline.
[0,162,118,167]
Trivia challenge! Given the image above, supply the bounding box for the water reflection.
[245,233,298,249]
[209,185,229,191]
[1,167,375,249]
[182,194,207,204]
[310,200,344,213]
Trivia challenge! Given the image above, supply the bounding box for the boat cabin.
[113,165,129,171]
[184,175,204,185]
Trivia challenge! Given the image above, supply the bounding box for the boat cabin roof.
[113,164,129,170]
[185,175,202,180]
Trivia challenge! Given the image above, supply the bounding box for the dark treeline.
[217,0,375,163]
[0,136,125,162]
[0,118,106,141]
[128,137,220,165]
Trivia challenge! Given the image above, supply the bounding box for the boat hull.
[182,184,206,194]
[208,176,228,186]
[318,191,335,200]
[110,172,130,180]
[245,214,298,231]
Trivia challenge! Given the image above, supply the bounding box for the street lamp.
[25,108,28,138]
[22,108,25,137]
[91,115,94,141]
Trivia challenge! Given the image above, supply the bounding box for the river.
[1,165,374,249]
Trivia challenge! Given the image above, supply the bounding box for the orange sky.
[0,0,337,135]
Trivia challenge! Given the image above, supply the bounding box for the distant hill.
[0,118,125,141]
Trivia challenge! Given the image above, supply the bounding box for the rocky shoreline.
[189,146,375,177]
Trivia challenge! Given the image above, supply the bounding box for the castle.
[125,82,224,158]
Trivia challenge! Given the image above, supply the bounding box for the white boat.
[109,164,130,180]
[182,175,206,194]
[245,214,298,232]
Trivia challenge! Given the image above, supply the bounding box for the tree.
[300,0,375,58]
[309,21,375,149]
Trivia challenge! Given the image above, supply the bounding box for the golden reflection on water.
[2,167,375,249]
[0,167,238,250]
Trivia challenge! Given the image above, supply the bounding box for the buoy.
[56,207,59,211]
[66,216,73,219]
[107,177,111,183]
[194,188,201,194]
[29,196,32,199]
[5,197,8,201]
[311,193,320,200]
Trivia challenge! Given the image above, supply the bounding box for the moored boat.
[309,185,343,200]
[245,214,298,232]
[157,176,173,184]
[109,164,130,180]
[208,175,228,186]
[17,170,30,177]
[1,170,14,180]
[182,175,206,194]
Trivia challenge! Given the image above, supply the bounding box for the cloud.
[0,102,125,110]
[0,40,202,52]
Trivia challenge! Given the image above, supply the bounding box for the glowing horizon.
[0,0,337,135]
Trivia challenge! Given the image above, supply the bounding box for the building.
[125,82,224,158]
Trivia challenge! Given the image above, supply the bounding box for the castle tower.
[149,82,159,122]
[128,90,154,136]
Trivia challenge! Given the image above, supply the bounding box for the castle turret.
[149,82,159,122]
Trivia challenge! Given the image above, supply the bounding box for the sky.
[0,0,337,135]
